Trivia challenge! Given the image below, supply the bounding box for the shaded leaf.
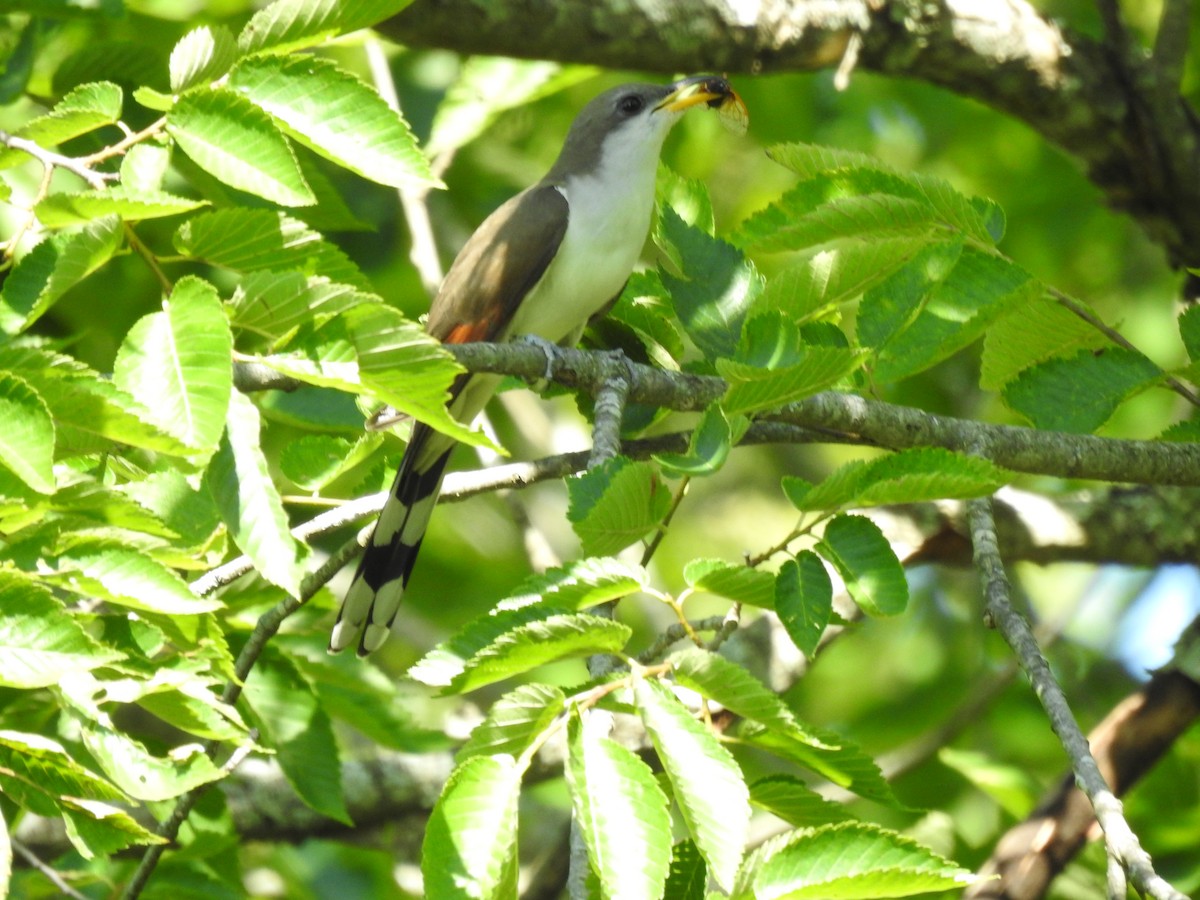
[775,551,832,658]
[0,216,122,333]
[684,558,775,608]
[657,205,762,360]
[817,515,908,617]
[1003,347,1162,434]
[567,456,672,557]
[243,650,349,823]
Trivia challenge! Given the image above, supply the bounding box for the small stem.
[123,222,173,294]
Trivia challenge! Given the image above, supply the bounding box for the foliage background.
[1,0,1198,898]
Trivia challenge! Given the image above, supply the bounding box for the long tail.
[331,423,453,656]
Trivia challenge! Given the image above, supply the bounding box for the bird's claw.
[515,333,560,383]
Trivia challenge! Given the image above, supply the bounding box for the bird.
[331,75,745,656]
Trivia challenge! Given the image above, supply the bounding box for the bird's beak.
[654,75,749,133]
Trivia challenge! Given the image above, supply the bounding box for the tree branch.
[966,495,1189,900]
[380,0,1200,266]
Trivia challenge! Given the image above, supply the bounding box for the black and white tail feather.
[330,424,452,656]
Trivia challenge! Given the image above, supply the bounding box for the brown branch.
[381,0,1200,266]
[965,667,1200,899]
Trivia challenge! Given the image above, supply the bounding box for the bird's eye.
[618,94,644,115]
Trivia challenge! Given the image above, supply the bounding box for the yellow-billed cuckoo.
[331,75,745,656]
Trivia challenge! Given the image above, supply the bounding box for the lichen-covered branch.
[381,0,1200,267]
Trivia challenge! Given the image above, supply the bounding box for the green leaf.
[428,57,595,157]
[0,370,55,494]
[343,302,483,445]
[5,81,122,152]
[0,346,192,457]
[938,748,1039,819]
[869,248,1041,383]
[855,240,963,351]
[656,165,716,238]
[749,775,853,828]
[170,25,237,92]
[0,570,122,688]
[775,552,832,658]
[112,276,233,454]
[566,710,673,900]
[606,274,689,369]
[81,724,223,802]
[53,544,221,614]
[664,840,708,900]
[684,558,776,608]
[166,89,315,207]
[655,405,742,477]
[734,179,940,254]
[1003,347,1162,434]
[750,822,975,899]
[243,650,349,824]
[498,557,649,612]
[230,55,437,190]
[719,346,866,416]
[817,515,908,617]
[657,205,763,360]
[634,678,749,890]
[175,209,369,289]
[448,613,632,694]
[230,270,374,343]
[35,187,206,227]
[1181,305,1200,363]
[458,684,566,762]
[567,457,673,557]
[239,0,418,55]
[0,216,122,333]
[422,754,522,900]
[409,606,632,693]
[762,142,1003,244]
[787,449,1010,511]
[280,432,383,491]
[203,390,309,596]
[737,721,899,807]
[61,797,166,859]
[0,731,123,817]
[980,294,1106,390]
[754,239,927,323]
[670,647,829,746]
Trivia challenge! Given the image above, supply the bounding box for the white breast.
[505,122,666,342]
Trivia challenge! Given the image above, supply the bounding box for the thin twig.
[123,222,173,294]
[11,839,90,900]
[966,494,1188,900]
[640,475,689,566]
[76,116,166,168]
[1050,286,1200,408]
[0,130,115,189]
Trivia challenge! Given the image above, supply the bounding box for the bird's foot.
[514,333,561,384]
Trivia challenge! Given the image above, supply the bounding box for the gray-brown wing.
[427,184,569,345]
